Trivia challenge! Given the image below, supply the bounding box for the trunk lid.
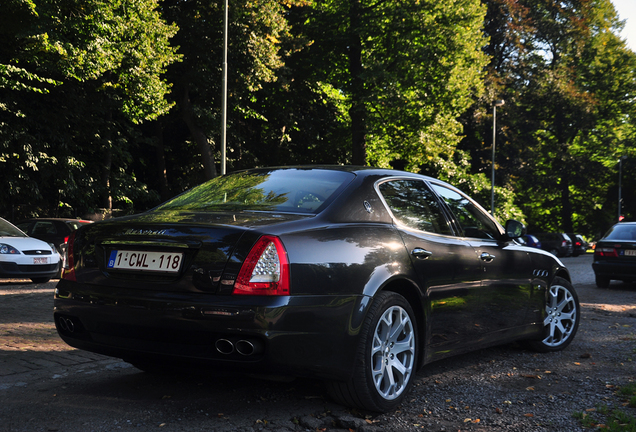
[71,211,308,294]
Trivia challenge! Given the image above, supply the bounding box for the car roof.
[18,218,91,222]
[234,165,438,180]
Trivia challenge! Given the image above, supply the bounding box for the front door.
[377,179,483,361]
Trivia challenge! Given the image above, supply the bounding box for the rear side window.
[378,180,452,235]
[429,184,500,240]
[156,169,355,214]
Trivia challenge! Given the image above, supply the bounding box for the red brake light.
[233,235,290,296]
[595,247,618,258]
[62,232,77,281]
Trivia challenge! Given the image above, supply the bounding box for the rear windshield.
[603,224,636,241]
[156,168,355,214]
[0,218,27,238]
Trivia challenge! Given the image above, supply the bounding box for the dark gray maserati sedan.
[54,166,579,412]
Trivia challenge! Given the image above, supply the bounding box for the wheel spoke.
[392,338,413,356]
[371,304,416,400]
[542,283,578,347]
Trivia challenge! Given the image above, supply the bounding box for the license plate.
[33,257,48,264]
[624,250,636,256]
[107,250,183,273]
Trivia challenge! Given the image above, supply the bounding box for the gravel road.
[1,254,635,432]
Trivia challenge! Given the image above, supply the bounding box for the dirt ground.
[1,254,635,432]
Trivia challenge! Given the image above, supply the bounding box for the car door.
[377,179,484,360]
[428,182,535,337]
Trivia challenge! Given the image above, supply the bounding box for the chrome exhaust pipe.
[215,339,235,355]
[236,339,263,356]
[59,317,75,333]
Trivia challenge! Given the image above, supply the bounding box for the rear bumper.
[53,279,367,381]
[592,260,636,280]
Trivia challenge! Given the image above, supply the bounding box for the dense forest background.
[2,0,635,239]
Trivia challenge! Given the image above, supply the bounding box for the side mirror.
[505,220,526,239]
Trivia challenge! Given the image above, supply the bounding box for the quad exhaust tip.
[215,338,263,356]
[58,316,76,333]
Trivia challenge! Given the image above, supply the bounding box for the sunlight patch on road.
[0,288,54,295]
[0,322,74,352]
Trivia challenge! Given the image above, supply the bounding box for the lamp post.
[619,155,627,222]
[491,99,505,216]
[220,0,228,175]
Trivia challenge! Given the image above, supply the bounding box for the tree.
[158,0,298,186]
[0,0,180,218]
[460,0,636,236]
[288,0,489,169]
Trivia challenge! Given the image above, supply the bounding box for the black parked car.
[566,233,589,257]
[16,218,92,255]
[54,166,579,412]
[593,222,636,288]
[533,232,573,257]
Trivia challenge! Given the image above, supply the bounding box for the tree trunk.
[180,85,217,179]
[560,170,574,233]
[101,141,113,212]
[154,122,171,201]
[348,0,366,166]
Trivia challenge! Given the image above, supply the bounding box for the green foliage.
[0,0,180,219]
[1,0,635,241]
[291,0,488,168]
[461,0,636,238]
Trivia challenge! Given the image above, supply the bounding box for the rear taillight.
[62,232,76,281]
[233,235,290,296]
[595,247,618,258]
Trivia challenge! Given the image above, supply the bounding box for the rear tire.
[527,277,579,353]
[595,274,610,288]
[327,291,418,412]
[127,358,179,375]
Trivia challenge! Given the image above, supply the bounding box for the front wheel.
[527,277,579,353]
[327,291,418,412]
[31,277,51,284]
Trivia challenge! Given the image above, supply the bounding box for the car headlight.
[0,244,20,254]
[48,243,57,254]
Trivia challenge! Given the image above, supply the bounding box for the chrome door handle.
[412,248,433,259]
[480,252,496,262]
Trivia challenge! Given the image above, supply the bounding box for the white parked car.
[0,217,61,283]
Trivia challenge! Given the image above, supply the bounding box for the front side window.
[430,184,500,240]
[379,180,452,235]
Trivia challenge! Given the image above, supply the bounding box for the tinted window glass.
[32,221,57,236]
[379,180,452,235]
[603,224,636,241]
[156,169,355,214]
[66,221,91,231]
[430,184,500,240]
